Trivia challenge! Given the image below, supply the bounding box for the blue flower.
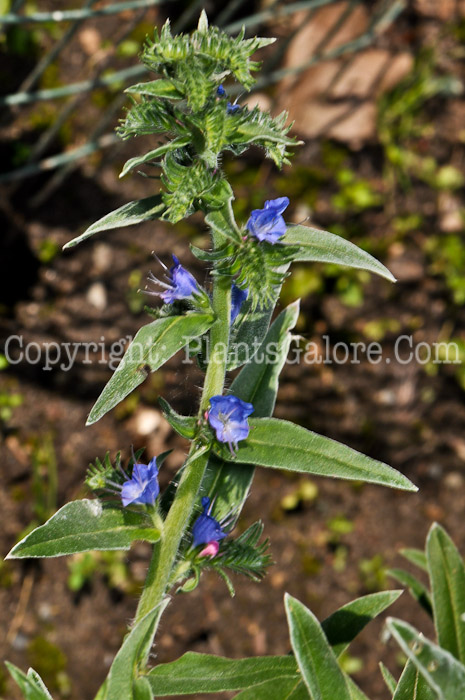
[208,395,254,453]
[192,497,226,556]
[247,197,290,244]
[227,102,240,114]
[147,255,200,304]
[217,83,241,115]
[121,457,159,507]
[230,284,248,323]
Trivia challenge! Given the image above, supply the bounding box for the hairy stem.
[135,243,232,623]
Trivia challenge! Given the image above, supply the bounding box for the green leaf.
[125,79,183,99]
[379,662,397,694]
[6,500,160,558]
[94,678,108,700]
[227,107,298,167]
[401,548,428,572]
[202,302,299,522]
[5,663,53,700]
[63,196,164,249]
[119,137,189,178]
[197,9,208,33]
[178,56,212,112]
[205,192,242,244]
[228,302,275,371]
[133,677,153,700]
[161,154,216,223]
[393,659,438,700]
[87,313,214,425]
[233,677,307,699]
[322,590,403,657]
[386,617,465,699]
[285,593,351,700]
[215,418,418,492]
[147,652,298,695]
[426,523,465,663]
[282,225,396,283]
[158,396,196,438]
[105,601,168,700]
[232,299,299,418]
[388,568,432,617]
[346,677,371,700]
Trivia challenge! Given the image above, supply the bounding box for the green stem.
[134,261,232,623]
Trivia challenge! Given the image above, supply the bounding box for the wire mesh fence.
[0,0,406,203]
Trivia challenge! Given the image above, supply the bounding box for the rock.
[414,0,460,20]
[78,27,102,56]
[444,471,465,489]
[276,3,413,145]
[242,92,271,113]
[86,282,107,310]
[388,257,424,283]
[92,243,113,274]
[130,408,163,436]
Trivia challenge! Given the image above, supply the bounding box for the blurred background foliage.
[2,1,465,698]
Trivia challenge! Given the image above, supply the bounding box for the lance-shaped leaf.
[285,594,351,700]
[228,302,274,372]
[426,523,465,663]
[226,108,299,167]
[6,500,160,558]
[120,137,190,178]
[388,568,432,617]
[346,677,370,700]
[5,663,53,700]
[231,300,299,415]
[147,653,298,695]
[105,600,168,700]
[322,590,403,658]
[392,659,438,700]
[202,302,299,522]
[87,312,214,425]
[205,190,242,245]
[94,679,108,700]
[158,396,196,439]
[133,677,154,700]
[379,662,397,694]
[238,673,364,700]
[282,225,395,282]
[401,548,428,572]
[214,418,417,492]
[386,617,465,699]
[125,79,183,99]
[63,195,164,249]
[232,677,307,699]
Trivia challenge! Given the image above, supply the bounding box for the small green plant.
[0,356,23,427]
[378,48,461,192]
[426,234,465,305]
[30,432,58,525]
[67,551,136,594]
[383,523,465,698]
